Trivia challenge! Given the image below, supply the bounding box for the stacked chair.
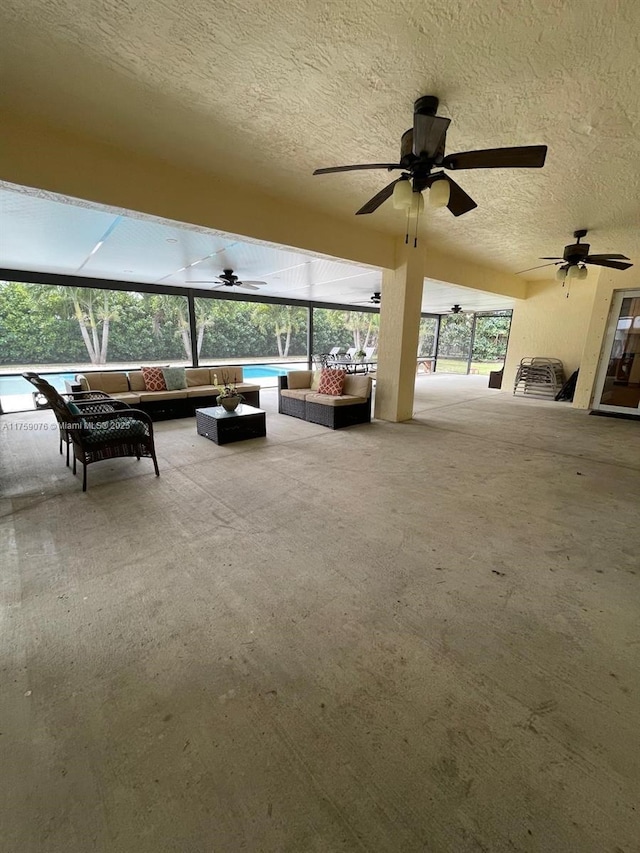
[513,358,566,399]
[23,373,159,491]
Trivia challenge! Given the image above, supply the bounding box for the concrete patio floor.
[1,375,639,853]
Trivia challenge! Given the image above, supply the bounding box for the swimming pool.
[241,365,289,378]
[0,373,76,396]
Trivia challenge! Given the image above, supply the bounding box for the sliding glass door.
[592,289,640,416]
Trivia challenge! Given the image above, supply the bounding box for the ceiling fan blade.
[443,145,548,170]
[413,114,451,158]
[355,179,402,215]
[585,258,634,270]
[515,262,560,274]
[442,176,477,217]
[585,253,630,261]
[540,257,564,260]
[313,163,401,175]
[236,282,262,290]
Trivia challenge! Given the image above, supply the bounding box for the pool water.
[0,373,76,396]
[241,365,288,378]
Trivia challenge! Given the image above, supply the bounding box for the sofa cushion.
[185,385,220,397]
[280,388,311,401]
[109,392,140,404]
[162,366,187,391]
[317,369,346,396]
[141,366,167,392]
[305,393,368,407]
[287,371,313,390]
[343,374,372,398]
[138,390,188,402]
[210,366,244,385]
[79,372,104,392]
[128,370,147,392]
[99,372,130,394]
[76,374,90,391]
[81,372,128,394]
[185,368,211,387]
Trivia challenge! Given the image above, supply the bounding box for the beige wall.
[503,275,598,396]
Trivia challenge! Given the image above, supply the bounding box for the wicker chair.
[23,372,120,465]
[22,373,159,491]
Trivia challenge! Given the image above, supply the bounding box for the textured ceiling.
[0,0,639,277]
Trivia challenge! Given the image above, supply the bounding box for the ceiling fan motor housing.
[563,242,590,263]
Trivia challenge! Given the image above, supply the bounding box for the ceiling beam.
[0,108,395,272]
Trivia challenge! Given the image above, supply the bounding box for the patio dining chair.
[312,353,331,369]
[22,373,159,491]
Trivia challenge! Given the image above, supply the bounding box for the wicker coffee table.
[195,404,266,445]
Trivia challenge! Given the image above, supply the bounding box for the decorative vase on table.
[218,395,242,412]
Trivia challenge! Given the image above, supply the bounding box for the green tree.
[49,286,118,364]
[343,311,379,351]
[250,304,306,357]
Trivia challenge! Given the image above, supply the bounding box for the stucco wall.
[503,276,598,397]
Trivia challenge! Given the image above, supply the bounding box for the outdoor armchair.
[22,373,159,490]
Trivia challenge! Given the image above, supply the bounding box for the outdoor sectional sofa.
[75,366,260,421]
[278,370,372,429]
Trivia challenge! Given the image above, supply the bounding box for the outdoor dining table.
[329,358,377,374]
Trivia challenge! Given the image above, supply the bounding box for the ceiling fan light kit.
[313,94,548,245]
[428,179,451,209]
[520,229,632,295]
[392,179,413,209]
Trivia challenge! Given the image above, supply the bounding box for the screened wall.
[0,275,512,412]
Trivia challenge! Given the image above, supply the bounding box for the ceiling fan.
[190,269,266,291]
[450,304,463,314]
[313,95,548,219]
[517,230,634,280]
[354,292,381,305]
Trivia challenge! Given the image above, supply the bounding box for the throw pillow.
[67,401,82,415]
[310,369,322,391]
[141,366,167,392]
[162,366,187,391]
[317,368,346,396]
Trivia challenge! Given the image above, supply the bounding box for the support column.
[374,240,425,422]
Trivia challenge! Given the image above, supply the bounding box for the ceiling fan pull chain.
[413,204,420,248]
[405,207,410,244]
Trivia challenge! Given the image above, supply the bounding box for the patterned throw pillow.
[317,368,346,396]
[141,366,167,392]
[162,366,187,391]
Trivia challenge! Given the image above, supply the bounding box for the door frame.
[591,288,640,416]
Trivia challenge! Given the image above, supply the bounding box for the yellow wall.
[424,247,526,300]
[503,275,598,396]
